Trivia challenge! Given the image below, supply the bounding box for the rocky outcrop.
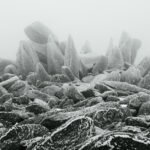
[1,22,150,150]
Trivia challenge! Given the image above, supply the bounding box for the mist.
[0,0,150,64]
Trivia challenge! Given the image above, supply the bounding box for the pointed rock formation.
[61,66,76,81]
[107,46,124,69]
[130,38,141,64]
[106,38,114,56]
[47,41,64,75]
[137,56,150,77]
[80,54,103,69]
[59,41,66,55]
[29,41,47,64]
[92,55,108,74]
[138,71,150,90]
[79,60,89,78]
[16,41,39,77]
[64,35,80,78]
[119,32,141,64]
[36,62,51,81]
[80,40,92,54]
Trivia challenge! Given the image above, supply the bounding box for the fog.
[0,0,150,64]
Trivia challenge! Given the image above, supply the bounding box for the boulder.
[4,64,18,75]
[94,107,129,129]
[24,21,55,44]
[138,101,150,115]
[102,81,150,95]
[9,80,30,97]
[105,70,121,81]
[41,85,61,96]
[0,58,14,76]
[0,124,49,150]
[25,103,49,115]
[0,112,24,127]
[138,71,150,89]
[79,131,150,150]
[62,83,85,103]
[125,116,150,128]
[121,66,141,84]
[31,116,95,150]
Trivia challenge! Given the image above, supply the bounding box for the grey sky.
[0,0,150,63]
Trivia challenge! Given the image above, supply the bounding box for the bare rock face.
[64,36,80,78]
[47,41,64,75]
[24,21,55,44]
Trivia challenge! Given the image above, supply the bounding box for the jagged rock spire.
[47,41,64,75]
[80,40,92,54]
[64,35,80,78]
